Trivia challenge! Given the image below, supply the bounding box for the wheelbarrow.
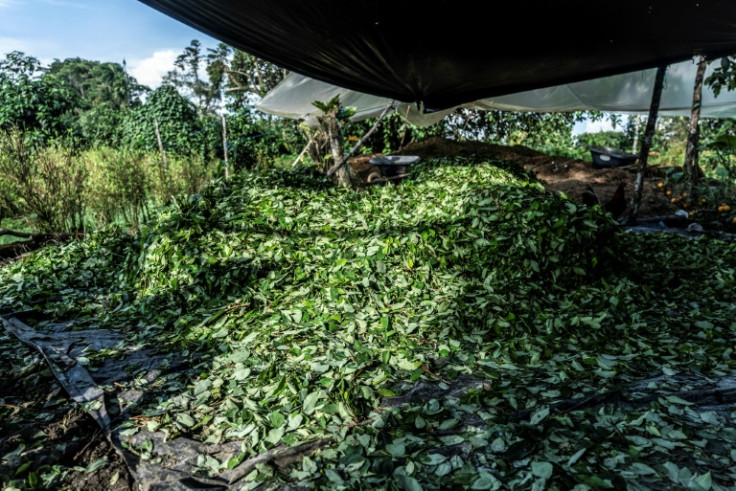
[589,146,637,169]
[366,155,420,184]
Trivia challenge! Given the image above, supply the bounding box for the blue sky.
[0,0,220,88]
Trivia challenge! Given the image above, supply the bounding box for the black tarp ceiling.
[138,0,736,110]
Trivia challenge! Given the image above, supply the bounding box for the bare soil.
[388,136,679,218]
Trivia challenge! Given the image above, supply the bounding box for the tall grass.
[0,130,217,234]
[83,148,214,230]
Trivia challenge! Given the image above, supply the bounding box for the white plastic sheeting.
[256,73,453,128]
[256,58,736,127]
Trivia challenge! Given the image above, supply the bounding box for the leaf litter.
[1,154,736,489]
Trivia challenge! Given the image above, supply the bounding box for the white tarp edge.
[255,73,452,128]
[256,58,736,127]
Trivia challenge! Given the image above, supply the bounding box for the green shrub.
[0,130,86,233]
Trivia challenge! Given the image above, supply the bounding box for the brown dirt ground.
[349,136,679,218]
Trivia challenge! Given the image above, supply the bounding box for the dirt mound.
[398,136,546,162]
[397,137,677,218]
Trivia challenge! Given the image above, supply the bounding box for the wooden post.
[221,114,230,178]
[628,65,667,223]
[153,117,169,197]
[292,130,317,168]
[153,117,167,170]
[684,56,708,199]
[399,105,411,150]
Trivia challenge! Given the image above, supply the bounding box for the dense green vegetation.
[5,42,736,236]
[0,45,304,234]
[2,157,736,489]
[5,41,736,490]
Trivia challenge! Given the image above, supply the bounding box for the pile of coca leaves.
[1,155,735,490]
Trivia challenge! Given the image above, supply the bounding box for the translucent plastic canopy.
[256,59,736,127]
[256,74,453,128]
[138,0,736,110]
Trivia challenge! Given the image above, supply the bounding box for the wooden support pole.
[631,115,642,155]
[399,105,411,150]
[292,130,317,168]
[153,117,170,196]
[628,65,667,223]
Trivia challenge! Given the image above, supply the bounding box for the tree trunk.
[250,53,266,97]
[323,111,351,187]
[632,115,642,154]
[628,65,667,223]
[306,129,327,171]
[684,56,708,199]
[326,102,394,178]
[221,114,229,178]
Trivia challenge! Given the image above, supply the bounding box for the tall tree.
[0,51,74,138]
[163,40,230,116]
[683,56,708,198]
[46,58,147,144]
[224,49,286,110]
[121,85,200,155]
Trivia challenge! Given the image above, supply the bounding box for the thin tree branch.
[223,68,248,92]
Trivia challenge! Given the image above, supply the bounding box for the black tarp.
[137,0,736,110]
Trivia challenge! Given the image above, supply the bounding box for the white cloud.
[573,117,617,136]
[584,119,615,133]
[0,38,57,66]
[0,0,19,8]
[128,49,178,89]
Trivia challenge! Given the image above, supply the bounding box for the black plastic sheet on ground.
[1,315,328,490]
[4,314,736,489]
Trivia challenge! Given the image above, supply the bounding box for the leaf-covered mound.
[2,156,736,490]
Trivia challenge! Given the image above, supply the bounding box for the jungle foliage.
[3,44,736,234]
